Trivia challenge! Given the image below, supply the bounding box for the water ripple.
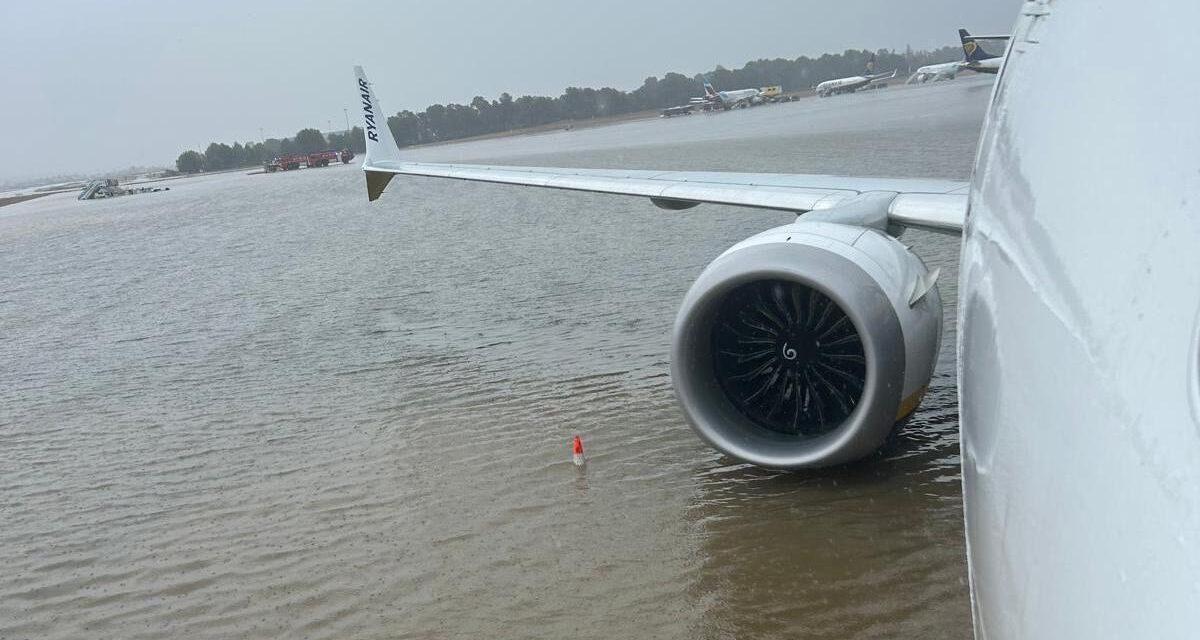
[0,80,991,639]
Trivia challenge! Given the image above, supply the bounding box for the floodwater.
[1,77,994,639]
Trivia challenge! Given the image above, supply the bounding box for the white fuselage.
[908,61,962,83]
[715,87,760,107]
[815,76,868,96]
[815,73,889,97]
[691,86,761,109]
[720,88,759,102]
[961,2,1200,637]
[962,56,1002,74]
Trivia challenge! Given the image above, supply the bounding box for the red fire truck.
[264,150,346,172]
[265,154,304,172]
[306,150,340,167]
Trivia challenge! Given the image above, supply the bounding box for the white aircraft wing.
[364,160,967,233]
[866,69,900,83]
[354,67,967,234]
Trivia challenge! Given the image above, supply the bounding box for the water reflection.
[687,386,967,639]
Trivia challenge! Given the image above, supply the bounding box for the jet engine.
[670,221,942,469]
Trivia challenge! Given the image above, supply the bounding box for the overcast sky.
[1,0,1021,182]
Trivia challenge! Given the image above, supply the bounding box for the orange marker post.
[572,435,585,466]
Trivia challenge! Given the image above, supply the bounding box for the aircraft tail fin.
[353,66,402,200]
[959,29,998,62]
[693,74,717,97]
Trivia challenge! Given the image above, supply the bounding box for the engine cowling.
[670,221,942,469]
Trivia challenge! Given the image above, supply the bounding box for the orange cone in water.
[572,435,585,466]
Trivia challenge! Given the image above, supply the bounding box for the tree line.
[175,127,366,173]
[176,45,960,173]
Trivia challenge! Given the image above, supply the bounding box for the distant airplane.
[906,60,963,84]
[907,28,1011,84]
[958,28,1007,74]
[689,79,761,110]
[659,105,694,118]
[814,68,897,97]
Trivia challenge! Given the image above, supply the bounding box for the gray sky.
[1,0,1020,182]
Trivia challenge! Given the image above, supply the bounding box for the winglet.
[354,66,401,201]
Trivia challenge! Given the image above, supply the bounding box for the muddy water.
[0,78,992,639]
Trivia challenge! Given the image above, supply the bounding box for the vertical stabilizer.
[958,29,998,62]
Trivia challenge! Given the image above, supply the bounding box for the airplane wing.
[867,69,900,83]
[354,67,967,235]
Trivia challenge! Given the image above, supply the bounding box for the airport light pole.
[343,108,350,133]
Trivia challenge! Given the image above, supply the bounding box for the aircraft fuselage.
[961,2,1200,636]
[715,88,760,109]
[815,76,875,97]
[908,62,961,84]
[963,56,1002,74]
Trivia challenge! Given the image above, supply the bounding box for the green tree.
[559,87,598,120]
[422,104,447,140]
[203,143,234,170]
[244,142,264,165]
[231,142,246,166]
[388,113,422,147]
[175,43,965,164]
[176,150,204,173]
[293,128,327,154]
[347,126,366,153]
[471,96,495,132]
[496,92,515,131]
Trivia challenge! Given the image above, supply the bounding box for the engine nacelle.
[670,221,942,469]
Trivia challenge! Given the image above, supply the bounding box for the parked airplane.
[907,60,963,84]
[353,1,1200,633]
[814,68,897,97]
[958,28,1007,74]
[659,105,694,118]
[908,29,1011,84]
[689,80,761,110]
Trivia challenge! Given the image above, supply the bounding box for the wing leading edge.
[354,66,967,234]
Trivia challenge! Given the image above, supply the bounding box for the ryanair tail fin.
[353,66,402,201]
[959,29,998,62]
